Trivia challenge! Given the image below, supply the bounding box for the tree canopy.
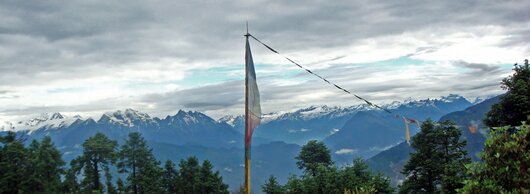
[295,140,333,176]
[0,131,230,194]
[399,119,470,194]
[485,59,530,127]
[265,140,393,194]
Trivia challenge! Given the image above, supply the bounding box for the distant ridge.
[366,95,502,185]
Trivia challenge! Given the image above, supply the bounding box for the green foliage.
[0,133,66,194]
[459,123,530,193]
[262,175,285,194]
[295,140,333,176]
[104,166,117,194]
[162,160,178,193]
[269,141,393,194]
[116,178,126,194]
[399,119,470,194]
[283,175,304,194]
[0,132,230,194]
[71,132,118,193]
[199,160,229,193]
[281,160,393,194]
[176,156,229,194]
[0,132,30,194]
[27,136,66,193]
[485,59,530,127]
[117,132,163,194]
[344,186,376,194]
[63,168,80,193]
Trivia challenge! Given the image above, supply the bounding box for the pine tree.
[178,156,201,193]
[162,160,178,193]
[399,120,470,194]
[26,136,65,193]
[72,133,118,193]
[199,160,229,194]
[62,167,80,193]
[340,158,393,193]
[0,132,30,194]
[283,175,303,194]
[295,140,333,176]
[485,59,530,127]
[177,156,229,194]
[104,166,117,194]
[116,178,127,194]
[117,132,163,194]
[262,175,284,194]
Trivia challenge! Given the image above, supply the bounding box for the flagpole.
[244,22,251,194]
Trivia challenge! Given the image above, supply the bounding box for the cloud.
[335,148,357,155]
[0,0,528,119]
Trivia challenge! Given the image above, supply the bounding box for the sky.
[0,0,529,121]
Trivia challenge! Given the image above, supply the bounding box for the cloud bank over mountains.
[0,0,528,120]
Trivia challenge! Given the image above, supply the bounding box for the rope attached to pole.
[249,34,422,145]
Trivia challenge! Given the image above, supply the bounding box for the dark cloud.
[0,0,528,118]
[140,80,244,114]
[454,61,503,75]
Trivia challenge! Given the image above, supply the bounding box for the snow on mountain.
[98,108,156,127]
[439,94,464,102]
[218,94,470,128]
[0,113,78,133]
[383,101,403,109]
[218,115,238,127]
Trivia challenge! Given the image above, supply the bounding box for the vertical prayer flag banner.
[245,38,262,147]
[244,35,261,194]
[402,117,411,145]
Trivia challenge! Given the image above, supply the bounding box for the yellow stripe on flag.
[402,117,411,145]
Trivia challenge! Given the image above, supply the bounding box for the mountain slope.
[366,95,501,185]
[4,109,244,149]
[225,94,472,147]
[324,94,472,161]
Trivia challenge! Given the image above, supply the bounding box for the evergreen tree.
[280,149,393,194]
[162,160,178,193]
[0,132,30,194]
[104,166,117,194]
[62,167,80,193]
[27,136,65,193]
[72,132,118,193]
[199,160,229,194]
[485,59,530,127]
[283,175,304,194]
[116,178,127,194]
[117,132,163,194]
[178,156,200,193]
[177,156,229,194]
[460,123,530,193]
[399,120,470,194]
[262,175,284,194]
[295,140,332,176]
[340,158,393,194]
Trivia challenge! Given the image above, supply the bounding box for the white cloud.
[0,0,528,119]
[335,148,358,155]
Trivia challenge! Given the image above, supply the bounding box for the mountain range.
[366,95,501,185]
[0,94,483,192]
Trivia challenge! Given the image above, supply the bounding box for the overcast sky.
[0,0,529,120]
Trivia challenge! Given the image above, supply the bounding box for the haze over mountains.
[0,94,487,190]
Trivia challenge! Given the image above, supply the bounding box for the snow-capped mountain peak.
[0,112,77,133]
[438,94,465,103]
[218,115,238,127]
[98,109,154,127]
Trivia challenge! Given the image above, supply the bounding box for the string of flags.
[249,34,422,145]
